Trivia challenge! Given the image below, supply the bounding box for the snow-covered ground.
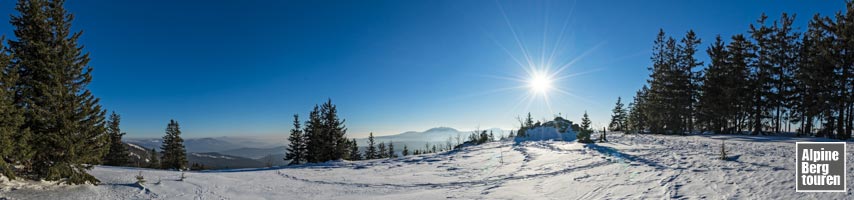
[2,132,852,199]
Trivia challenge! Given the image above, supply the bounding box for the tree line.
[627,2,854,139]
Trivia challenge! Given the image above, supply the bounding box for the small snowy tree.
[719,140,728,160]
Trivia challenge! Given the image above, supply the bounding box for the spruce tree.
[304,105,322,162]
[608,97,628,131]
[748,14,775,135]
[0,37,26,179]
[160,120,187,170]
[726,34,756,134]
[402,145,409,156]
[627,86,649,133]
[285,114,306,165]
[387,141,396,159]
[366,132,377,159]
[578,111,593,143]
[147,148,159,169]
[677,30,703,135]
[377,142,387,159]
[10,0,108,184]
[320,99,348,161]
[348,139,361,160]
[697,36,730,133]
[103,112,130,166]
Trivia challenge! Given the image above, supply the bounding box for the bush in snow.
[135,171,145,186]
[719,140,727,160]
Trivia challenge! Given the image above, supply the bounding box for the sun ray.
[546,0,577,70]
[496,0,536,70]
[551,41,606,76]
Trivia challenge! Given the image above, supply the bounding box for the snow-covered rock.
[514,126,576,142]
[515,117,577,142]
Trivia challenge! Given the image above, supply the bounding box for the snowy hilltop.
[3,132,850,199]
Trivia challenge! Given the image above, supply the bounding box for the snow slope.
[2,133,852,199]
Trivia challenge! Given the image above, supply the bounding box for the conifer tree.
[10,0,108,184]
[748,14,775,135]
[677,30,703,135]
[377,142,387,159]
[697,36,730,133]
[608,97,628,131]
[304,105,322,162]
[103,112,130,166]
[286,114,306,165]
[365,132,377,159]
[0,37,25,178]
[578,111,593,143]
[726,34,756,134]
[627,86,649,133]
[348,139,361,160]
[147,148,160,169]
[160,120,187,170]
[320,99,348,161]
[402,145,409,156]
[387,141,396,158]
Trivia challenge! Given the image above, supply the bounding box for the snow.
[2,133,852,199]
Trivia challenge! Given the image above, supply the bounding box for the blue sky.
[0,0,843,138]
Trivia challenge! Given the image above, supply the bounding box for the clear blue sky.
[0,0,843,138]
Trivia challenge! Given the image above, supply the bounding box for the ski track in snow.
[3,132,854,199]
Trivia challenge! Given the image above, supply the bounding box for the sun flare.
[529,72,553,94]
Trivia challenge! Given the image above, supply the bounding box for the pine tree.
[10,0,108,184]
[103,112,130,166]
[147,148,160,169]
[727,34,756,134]
[488,131,495,142]
[366,132,377,159]
[608,97,628,131]
[286,114,306,165]
[377,142,387,159]
[0,37,26,179]
[697,36,731,133]
[402,145,409,156]
[348,139,361,160]
[748,14,775,135]
[677,30,703,135]
[387,141,396,158]
[160,120,187,170]
[770,13,800,135]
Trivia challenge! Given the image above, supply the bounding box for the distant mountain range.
[123,127,509,169]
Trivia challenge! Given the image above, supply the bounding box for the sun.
[528,72,553,94]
